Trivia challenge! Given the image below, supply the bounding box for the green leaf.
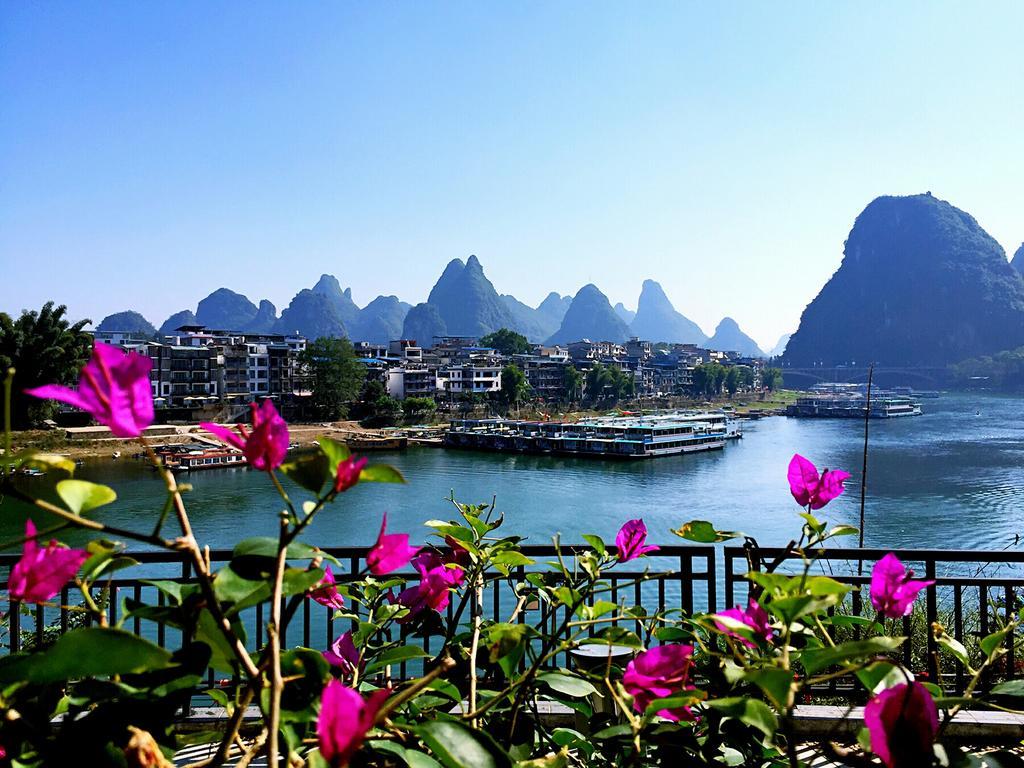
[802,637,906,675]
[232,537,325,562]
[537,671,599,698]
[0,627,172,684]
[582,534,605,556]
[56,479,116,515]
[705,697,778,738]
[196,608,243,673]
[413,720,513,768]
[16,451,76,475]
[360,464,405,484]
[981,626,1012,659]
[671,520,741,543]
[365,646,429,674]
[280,452,329,493]
[747,667,794,710]
[936,633,973,672]
[826,525,859,538]
[991,680,1024,698]
[317,436,351,475]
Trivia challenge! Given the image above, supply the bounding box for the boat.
[443,411,736,459]
[159,446,248,471]
[786,393,922,419]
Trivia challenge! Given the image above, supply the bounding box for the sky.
[2,3,1023,352]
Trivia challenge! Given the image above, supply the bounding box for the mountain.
[1012,243,1024,276]
[769,333,792,358]
[350,296,410,344]
[311,274,360,329]
[401,303,447,345]
[273,290,347,339]
[195,288,260,330]
[423,255,517,337]
[244,300,278,334]
[159,310,197,335]
[613,303,636,325]
[499,294,565,342]
[96,311,156,337]
[629,279,707,344]
[707,318,766,357]
[546,284,631,345]
[536,292,572,332]
[784,193,1024,367]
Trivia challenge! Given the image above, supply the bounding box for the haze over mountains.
[96,254,761,353]
[92,192,1024,367]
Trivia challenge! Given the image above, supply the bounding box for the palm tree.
[0,302,92,429]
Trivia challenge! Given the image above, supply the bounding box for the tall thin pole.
[857,364,874,572]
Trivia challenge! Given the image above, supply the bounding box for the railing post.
[9,601,20,653]
[925,559,938,685]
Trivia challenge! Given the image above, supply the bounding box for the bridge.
[781,365,949,389]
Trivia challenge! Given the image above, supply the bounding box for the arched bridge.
[781,366,949,389]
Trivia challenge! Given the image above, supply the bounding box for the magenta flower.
[310,565,346,611]
[396,556,466,618]
[864,682,938,768]
[787,454,851,510]
[8,519,89,604]
[26,342,153,438]
[201,399,289,472]
[714,598,774,648]
[622,644,696,721]
[615,518,660,562]
[870,553,933,619]
[366,513,420,576]
[317,680,388,767]
[334,456,368,493]
[323,631,362,676]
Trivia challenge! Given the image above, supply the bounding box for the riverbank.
[7,391,798,459]
[5,420,390,459]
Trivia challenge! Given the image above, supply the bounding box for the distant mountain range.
[784,193,1024,367]
[93,254,767,356]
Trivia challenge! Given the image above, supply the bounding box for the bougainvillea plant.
[0,346,1022,767]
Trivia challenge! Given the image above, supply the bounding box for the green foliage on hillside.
[785,193,1024,367]
[950,346,1024,390]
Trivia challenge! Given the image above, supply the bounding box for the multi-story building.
[386,367,437,399]
[517,356,569,400]
[436,364,502,396]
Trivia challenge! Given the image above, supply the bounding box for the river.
[3,393,1023,553]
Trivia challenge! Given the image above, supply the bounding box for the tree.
[725,366,740,396]
[479,328,532,357]
[562,364,583,404]
[583,363,635,406]
[298,337,366,420]
[402,396,437,422]
[0,302,92,429]
[500,364,530,414]
[763,367,784,392]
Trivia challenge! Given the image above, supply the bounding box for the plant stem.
[266,515,289,768]
[468,571,483,727]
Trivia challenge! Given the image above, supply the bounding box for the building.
[436,363,502,396]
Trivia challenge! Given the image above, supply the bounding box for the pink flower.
[622,644,696,721]
[26,342,154,438]
[317,680,388,767]
[396,558,466,618]
[323,631,362,676]
[8,519,89,604]
[864,682,938,768]
[714,598,774,648]
[615,519,660,562]
[201,399,289,472]
[334,456,368,493]
[366,513,420,576]
[310,565,346,611]
[870,553,933,619]
[787,454,851,510]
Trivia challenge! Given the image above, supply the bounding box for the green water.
[3,393,1023,552]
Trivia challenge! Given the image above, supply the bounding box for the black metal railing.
[725,546,1024,695]
[5,544,1024,696]
[0,545,716,683]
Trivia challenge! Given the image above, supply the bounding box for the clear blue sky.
[2,2,1022,350]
